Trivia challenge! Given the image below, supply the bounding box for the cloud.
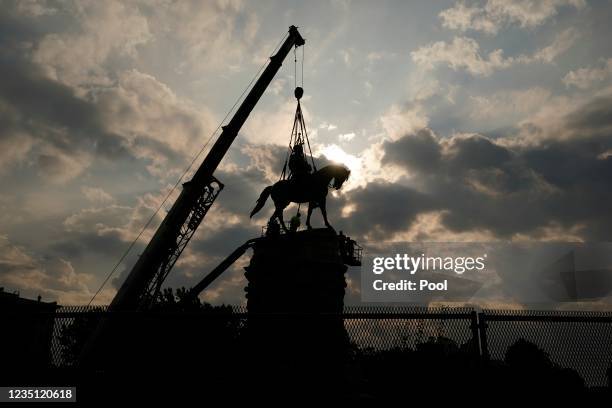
[32,0,152,87]
[530,28,580,63]
[320,123,338,131]
[340,182,435,241]
[382,128,442,174]
[411,36,511,76]
[469,87,552,122]
[411,29,579,76]
[14,0,58,17]
[81,186,114,205]
[439,2,499,34]
[339,132,356,142]
[0,0,241,187]
[0,235,96,304]
[0,57,216,184]
[146,0,259,74]
[367,95,612,241]
[95,69,217,178]
[37,145,91,183]
[380,103,429,140]
[0,56,132,182]
[563,58,612,89]
[440,0,586,35]
[242,98,304,145]
[239,143,288,183]
[0,114,33,174]
[63,205,132,236]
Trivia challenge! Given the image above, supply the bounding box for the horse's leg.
[276,206,288,232]
[274,201,289,232]
[306,202,314,230]
[320,196,334,231]
[270,186,289,232]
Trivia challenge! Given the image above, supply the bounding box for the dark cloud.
[0,56,132,180]
[341,182,435,239]
[192,224,259,260]
[374,96,612,241]
[4,62,129,157]
[215,167,270,216]
[448,135,512,170]
[565,95,612,135]
[383,128,441,173]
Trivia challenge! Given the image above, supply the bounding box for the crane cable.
[292,43,305,89]
[87,32,290,306]
[281,42,309,178]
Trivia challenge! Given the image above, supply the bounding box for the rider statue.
[288,142,311,185]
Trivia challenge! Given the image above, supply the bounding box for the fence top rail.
[4,305,612,322]
[341,312,474,320]
[481,309,612,323]
[344,306,475,315]
[2,311,475,320]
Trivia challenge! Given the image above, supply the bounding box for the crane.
[109,26,305,312]
[79,26,305,367]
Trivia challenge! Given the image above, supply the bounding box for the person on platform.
[266,218,281,237]
[338,231,348,259]
[289,212,301,233]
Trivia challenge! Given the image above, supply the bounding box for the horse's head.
[332,164,351,190]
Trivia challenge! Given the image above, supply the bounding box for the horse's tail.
[250,186,272,218]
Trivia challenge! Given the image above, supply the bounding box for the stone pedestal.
[245,228,347,313]
[243,228,349,391]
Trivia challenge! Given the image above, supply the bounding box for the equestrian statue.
[249,161,350,232]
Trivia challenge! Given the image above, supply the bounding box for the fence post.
[469,310,480,358]
[478,312,489,362]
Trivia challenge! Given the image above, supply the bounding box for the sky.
[1,0,612,308]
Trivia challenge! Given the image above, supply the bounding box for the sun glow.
[320,144,360,170]
[319,144,362,189]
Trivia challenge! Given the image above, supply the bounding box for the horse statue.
[250,164,351,231]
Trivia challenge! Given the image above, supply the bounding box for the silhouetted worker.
[347,239,355,260]
[338,231,347,258]
[288,143,312,184]
[289,212,301,233]
[266,218,281,237]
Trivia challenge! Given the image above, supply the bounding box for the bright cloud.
[411,29,579,76]
[440,0,586,34]
[81,187,114,205]
[380,104,429,140]
[563,58,612,89]
[469,87,552,121]
[32,0,152,87]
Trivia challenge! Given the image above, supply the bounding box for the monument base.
[243,228,349,391]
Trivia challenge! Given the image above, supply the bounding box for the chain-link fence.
[481,309,612,387]
[3,306,612,387]
[342,306,478,353]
